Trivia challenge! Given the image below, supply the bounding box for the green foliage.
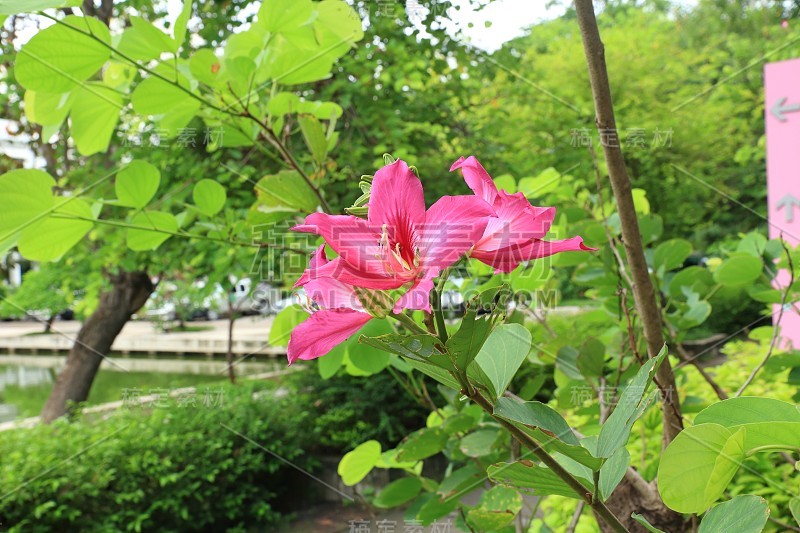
[596,346,666,458]
[338,440,381,486]
[0,265,77,323]
[0,382,316,532]
[659,398,800,513]
[284,368,430,452]
[698,495,770,533]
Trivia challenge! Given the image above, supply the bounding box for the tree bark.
[226,298,236,384]
[40,270,153,423]
[573,0,683,446]
[573,2,688,530]
[43,313,55,334]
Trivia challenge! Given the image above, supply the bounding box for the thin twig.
[566,501,586,533]
[736,239,794,396]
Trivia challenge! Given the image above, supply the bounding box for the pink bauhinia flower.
[287,245,373,364]
[450,156,595,273]
[287,159,494,363]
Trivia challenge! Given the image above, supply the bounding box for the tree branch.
[574,0,684,447]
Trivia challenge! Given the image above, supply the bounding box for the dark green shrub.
[0,381,317,532]
[285,369,431,453]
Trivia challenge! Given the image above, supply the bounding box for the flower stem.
[390,312,429,336]
[468,389,630,533]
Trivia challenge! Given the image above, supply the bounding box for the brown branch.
[468,390,630,532]
[574,0,684,447]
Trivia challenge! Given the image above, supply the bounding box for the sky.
[173,0,570,53]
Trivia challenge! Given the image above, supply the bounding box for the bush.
[285,368,431,453]
[0,381,318,532]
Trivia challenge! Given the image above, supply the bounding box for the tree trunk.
[40,270,153,423]
[43,313,55,334]
[226,299,236,384]
[573,1,688,530]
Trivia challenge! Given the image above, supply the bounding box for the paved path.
[0,316,282,356]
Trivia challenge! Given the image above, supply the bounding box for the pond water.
[0,354,283,421]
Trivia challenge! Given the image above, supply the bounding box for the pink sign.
[765,58,800,349]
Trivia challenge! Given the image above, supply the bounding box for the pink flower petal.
[419,195,494,272]
[472,236,596,273]
[368,160,426,245]
[293,213,387,278]
[476,194,555,252]
[294,244,329,287]
[450,156,499,205]
[287,309,372,364]
[393,277,435,313]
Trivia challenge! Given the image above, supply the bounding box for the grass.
[0,368,226,418]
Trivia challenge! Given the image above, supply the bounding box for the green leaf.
[396,427,449,462]
[631,188,651,214]
[317,343,345,379]
[694,397,800,426]
[693,397,800,450]
[267,92,301,116]
[298,115,329,165]
[416,493,459,524]
[192,179,226,217]
[598,446,629,501]
[493,174,516,193]
[0,0,80,14]
[18,198,93,261]
[126,211,178,251]
[172,0,193,47]
[131,74,201,133]
[257,0,314,32]
[596,345,666,458]
[0,169,55,240]
[345,320,392,375]
[698,495,769,533]
[459,429,500,457]
[255,170,318,212]
[269,305,307,347]
[713,253,763,287]
[657,424,746,513]
[338,440,381,486]
[473,323,532,399]
[736,232,768,258]
[653,238,692,273]
[668,266,714,299]
[70,83,123,155]
[373,477,422,508]
[102,61,137,89]
[577,337,605,378]
[487,461,585,498]
[189,49,222,86]
[23,91,73,126]
[116,161,161,209]
[314,0,364,47]
[442,413,478,435]
[402,358,461,390]
[631,514,667,533]
[447,286,506,372]
[118,16,174,61]
[466,486,522,531]
[358,332,449,368]
[556,345,583,380]
[436,465,482,499]
[790,497,800,528]
[493,397,579,446]
[518,168,561,197]
[16,15,111,93]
